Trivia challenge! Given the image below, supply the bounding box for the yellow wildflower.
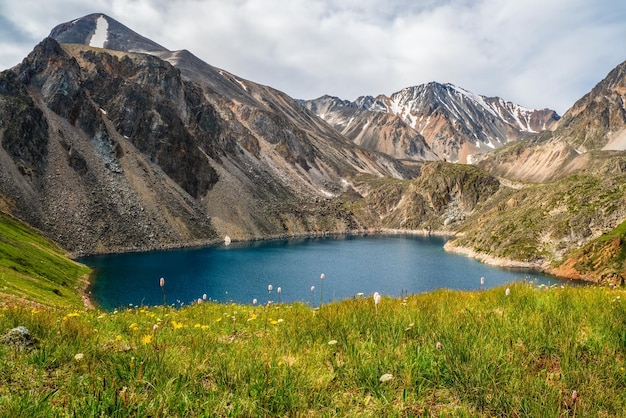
[63,312,80,321]
[129,323,139,332]
[141,334,153,345]
[172,321,183,330]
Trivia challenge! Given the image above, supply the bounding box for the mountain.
[303,82,559,163]
[3,13,626,284]
[476,59,626,183]
[559,60,626,152]
[0,13,415,255]
[450,59,626,283]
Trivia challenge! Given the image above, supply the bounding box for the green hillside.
[0,212,90,308]
[451,169,626,281]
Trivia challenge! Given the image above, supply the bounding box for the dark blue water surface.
[80,235,568,310]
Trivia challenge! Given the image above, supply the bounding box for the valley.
[0,12,625,286]
[1,11,626,417]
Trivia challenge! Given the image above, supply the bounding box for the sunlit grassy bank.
[0,213,90,308]
[2,283,625,416]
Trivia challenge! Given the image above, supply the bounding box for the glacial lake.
[81,234,569,311]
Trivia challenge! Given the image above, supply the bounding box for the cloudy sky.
[1,0,625,114]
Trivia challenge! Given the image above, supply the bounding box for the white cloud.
[0,0,625,114]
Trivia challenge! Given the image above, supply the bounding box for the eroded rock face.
[476,60,626,183]
[0,38,222,254]
[557,60,626,152]
[0,71,49,181]
[75,50,220,198]
[353,161,501,231]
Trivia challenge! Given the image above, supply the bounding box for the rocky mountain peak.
[304,82,559,163]
[554,59,626,152]
[49,13,167,53]
[354,95,387,112]
[474,59,626,183]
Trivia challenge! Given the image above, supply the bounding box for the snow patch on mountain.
[89,15,108,48]
[451,84,498,118]
[304,81,559,163]
[484,98,539,133]
[217,70,248,91]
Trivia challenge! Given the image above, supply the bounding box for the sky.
[1,0,625,115]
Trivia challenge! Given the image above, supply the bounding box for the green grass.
[1,210,625,415]
[0,213,90,308]
[1,283,625,416]
[454,172,626,265]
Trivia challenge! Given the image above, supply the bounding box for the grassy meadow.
[1,212,626,416]
[2,282,626,416]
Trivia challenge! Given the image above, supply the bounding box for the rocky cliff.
[476,59,626,183]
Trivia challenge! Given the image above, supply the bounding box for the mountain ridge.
[303,82,559,163]
[475,59,626,183]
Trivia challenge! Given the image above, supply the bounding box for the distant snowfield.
[90,16,108,48]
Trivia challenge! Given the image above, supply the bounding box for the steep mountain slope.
[446,60,626,283]
[304,83,559,163]
[0,14,414,254]
[303,95,437,161]
[559,60,626,152]
[477,59,626,183]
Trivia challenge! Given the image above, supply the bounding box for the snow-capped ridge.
[304,81,560,164]
[353,81,557,135]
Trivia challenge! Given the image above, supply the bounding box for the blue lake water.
[80,234,568,310]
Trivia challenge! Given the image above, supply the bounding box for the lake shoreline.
[442,240,548,270]
[72,228,459,259]
[441,240,591,285]
[78,227,566,309]
[81,232,571,311]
